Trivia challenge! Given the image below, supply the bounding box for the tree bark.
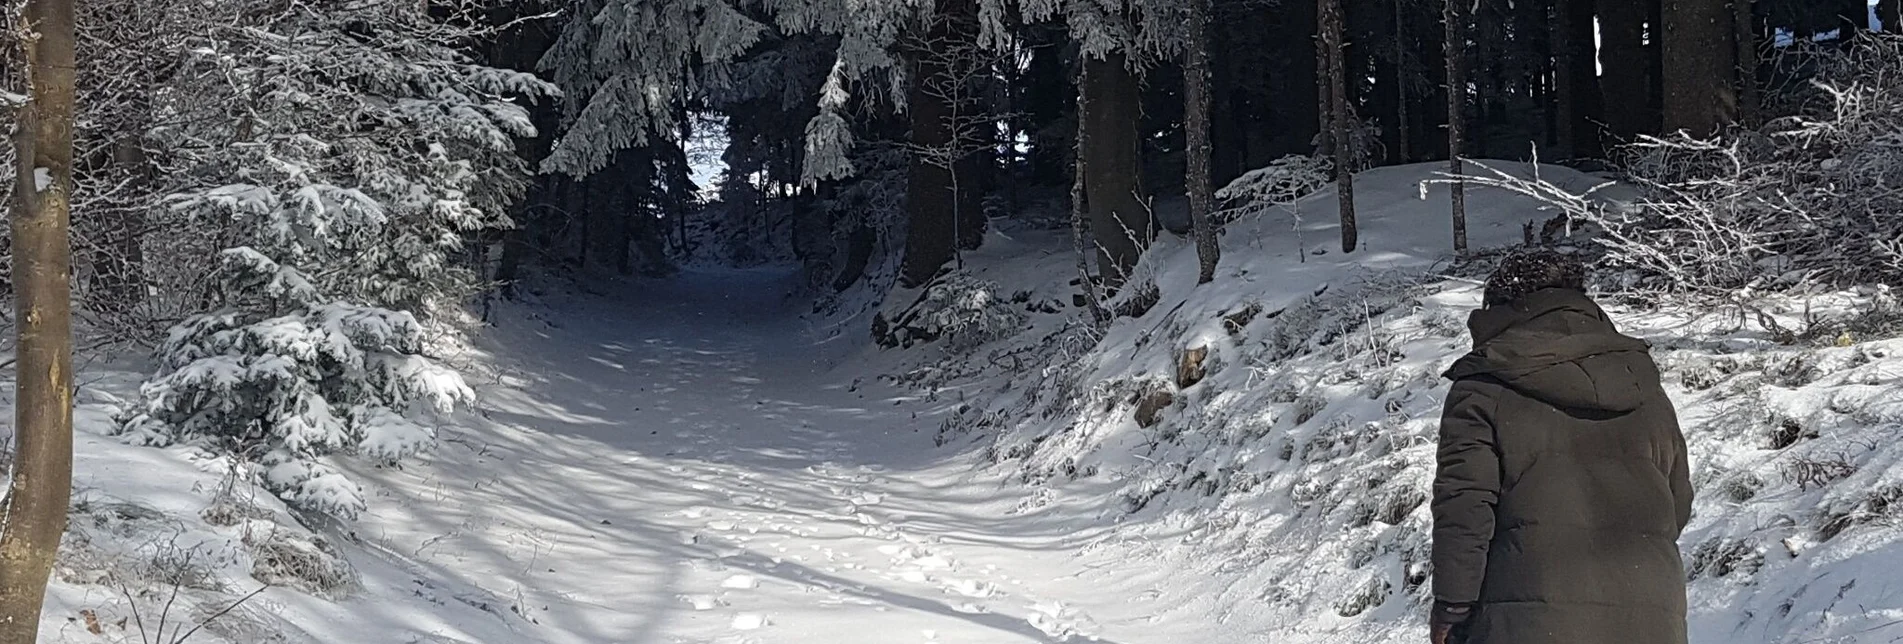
[899,40,958,287]
[1662,0,1737,137]
[1185,0,1221,284]
[1446,0,1469,256]
[1322,0,1358,253]
[1281,0,1323,157]
[1081,52,1149,287]
[1393,0,1412,163]
[0,0,79,638]
[1600,0,1661,143]
[1735,0,1759,126]
[1315,0,1334,158]
[1552,0,1601,158]
[1070,60,1108,325]
[898,0,982,287]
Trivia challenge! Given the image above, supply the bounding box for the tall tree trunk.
[1662,0,1735,137]
[954,144,989,250]
[1322,0,1358,252]
[1552,0,1600,158]
[1081,52,1149,287]
[1071,60,1108,325]
[1393,0,1412,163]
[1446,0,1469,255]
[1316,0,1334,158]
[1185,0,1221,284]
[898,0,980,287]
[1882,0,1901,33]
[0,0,78,638]
[1600,0,1661,143]
[899,44,958,287]
[1418,7,1450,159]
[1282,0,1324,157]
[1735,0,1759,126]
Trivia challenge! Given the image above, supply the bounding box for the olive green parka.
[1431,288,1694,644]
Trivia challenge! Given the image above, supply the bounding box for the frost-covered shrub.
[118,251,472,520]
[244,526,359,599]
[1588,38,1903,293]
[882,275,1026,353]
[1215,154,1332,224]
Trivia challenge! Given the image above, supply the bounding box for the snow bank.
[3,355,537,643]
[894,160,1903,643]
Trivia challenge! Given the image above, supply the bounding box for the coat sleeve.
[1665,411,1694,532]
[1432,379,1502,607]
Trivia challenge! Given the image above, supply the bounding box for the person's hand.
[1428,602,1471,644]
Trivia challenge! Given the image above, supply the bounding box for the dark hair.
[1483,249,1588,306]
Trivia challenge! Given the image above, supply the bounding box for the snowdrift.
[896,160,1903,643]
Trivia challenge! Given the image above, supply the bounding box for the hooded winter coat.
[1431,287,1693,644]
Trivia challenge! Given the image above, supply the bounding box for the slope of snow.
[11,158,1903,643]
[906,160,1903,643]
[14,266,1210,643]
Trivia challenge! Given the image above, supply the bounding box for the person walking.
[1428,250,1694,644]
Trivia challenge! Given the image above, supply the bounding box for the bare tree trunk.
[1071,60,1108,326]
[1551,0,1601,158]
[900,45,958,287]
[1081,52,1149,287]
[0,0,78,638]
[1185,0,1221,284]
[1322,0,1358,253]
[1562,0,1602,157]
[1315,0,1333,158]
[1393,0,1412,163]
[1600,0,1660,143]
[898,0,982,287]
[1735,0,1759,126]
[1662,0,1737,137]
[1445,0,1469,255]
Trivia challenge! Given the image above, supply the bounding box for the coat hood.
[1443,288,1658,413]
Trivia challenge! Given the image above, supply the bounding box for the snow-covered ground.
[20,267,1201,643]
[14,159,1903,643]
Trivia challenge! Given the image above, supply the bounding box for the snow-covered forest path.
[356,269,1163,644]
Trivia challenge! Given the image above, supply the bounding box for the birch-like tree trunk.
[1184,0,1221,284]
[0,0,79,638]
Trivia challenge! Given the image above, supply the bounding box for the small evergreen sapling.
[118,250,472,520]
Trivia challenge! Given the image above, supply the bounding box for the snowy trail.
[352,269,1166,644]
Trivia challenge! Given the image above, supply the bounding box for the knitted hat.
[1483,249,1588,306]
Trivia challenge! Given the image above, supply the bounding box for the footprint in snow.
[942,578,997,598]
[950,602,989,614]
[677,594,722,611]
[913,555,955,571]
